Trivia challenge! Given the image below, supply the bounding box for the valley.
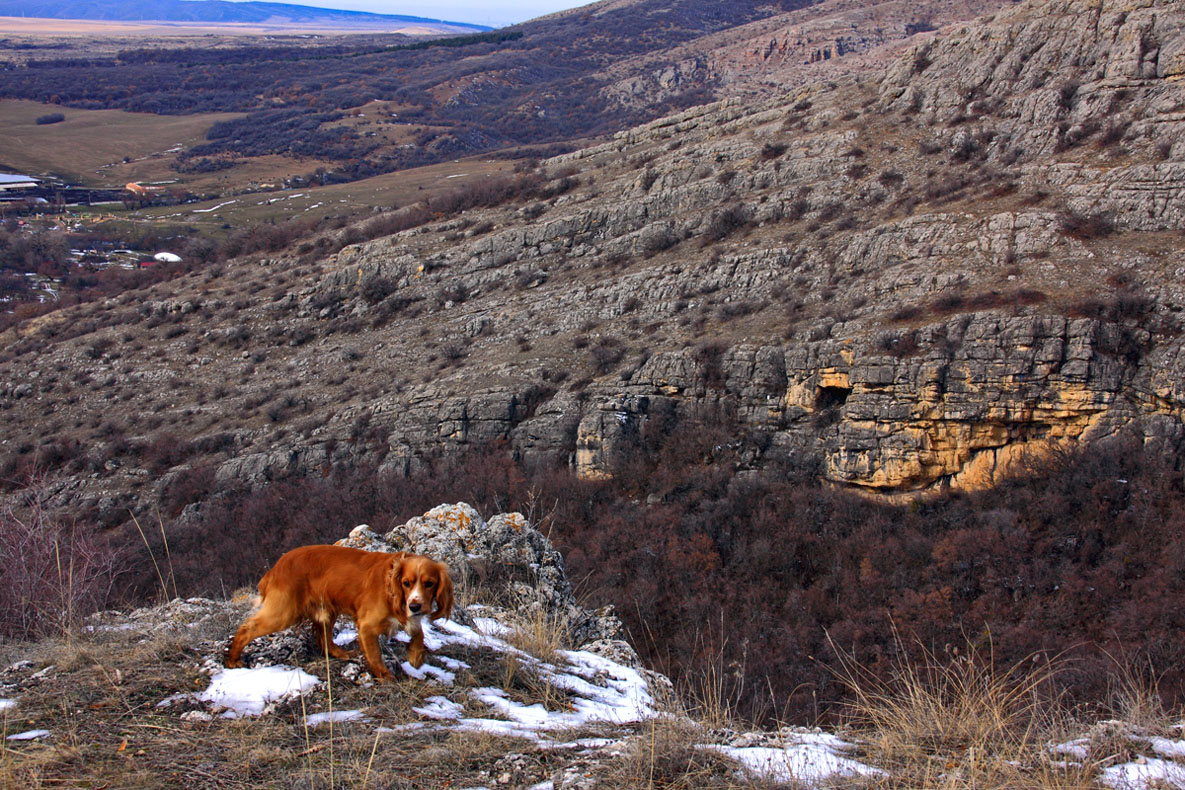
[2,0,1185,782]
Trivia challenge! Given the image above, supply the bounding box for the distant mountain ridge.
[0,0,490,29]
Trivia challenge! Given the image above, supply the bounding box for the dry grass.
[504,602,568,665]
[830,635,1101,789]
[674,628,751,731]
[0,99,241,186]
[595,717,787,789]
[0,620,513,789]
[1104,651,1174,733]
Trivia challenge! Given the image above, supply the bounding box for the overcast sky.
[263,0,602,28]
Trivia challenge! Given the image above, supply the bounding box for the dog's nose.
[408,601,422,614]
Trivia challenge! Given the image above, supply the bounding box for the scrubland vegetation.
[7,412,1183,731]
[3,432,1184,788]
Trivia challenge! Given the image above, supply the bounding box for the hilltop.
[0,0,488,30]
[0,0,1008,174]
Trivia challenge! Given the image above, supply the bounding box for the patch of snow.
[6,729,50,741]
[1051,738,1090,760]
[197,666,320,718]
[1101,756,1185,789]
[0,699,16,712]
[1151,737,1185,759]
[473,687,553,729]
[84,623,137,633]
[401,661,455,685]
[414,696,464,720]
[305,710,366,727]
[471,617,512,637]
[453,716,544,742]
[192,200,236,214]
[707,742,883,785]
[426,619,657,733]
[333,628,358,646]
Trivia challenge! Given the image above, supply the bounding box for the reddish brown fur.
[225,545,453,681]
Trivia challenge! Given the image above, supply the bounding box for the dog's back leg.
[225,591,300,668]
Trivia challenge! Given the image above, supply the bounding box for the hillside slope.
[4,0,1182,511]
[0,0,1008,175]
[8,503,1183,788]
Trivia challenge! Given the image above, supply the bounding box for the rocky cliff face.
[2,0,1184,515]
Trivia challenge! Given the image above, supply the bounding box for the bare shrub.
[359,275,398,305]
[1098,120,1130,149]
[877,169,904,189]
[0,483,128,639]
[600,719,742,789]
[1058,210,1115,240]
[1057,80,1080,111]
[589,338,625,373]
[699,204,752,246]
[759,142,788,160]
[874,330,920,357]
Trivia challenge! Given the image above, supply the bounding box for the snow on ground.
[6,729,50,741]
[168,615,884,787]
[0,698,16,712]
[1153,737,1185,760]
[191,200,236,214]
[1101,756,1185,789]
[1052,733,1185,790]
[708,741,884,785]
[305,709,366,727]
[187,665,321,718]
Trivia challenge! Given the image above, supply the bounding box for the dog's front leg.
[356,623,394,682]
[405,616,426,668]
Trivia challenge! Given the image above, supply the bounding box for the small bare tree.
[0,478,128,640]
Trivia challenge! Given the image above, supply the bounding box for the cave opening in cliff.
[815,384,851,410]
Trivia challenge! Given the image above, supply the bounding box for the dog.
[225,545,453,681]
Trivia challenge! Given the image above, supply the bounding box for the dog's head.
[387,553,453,624]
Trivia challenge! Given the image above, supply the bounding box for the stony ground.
[4,503,1185,789]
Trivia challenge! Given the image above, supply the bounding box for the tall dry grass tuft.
[603,717,742,789]
[500,571,571,662]
[831,634,1097,789]
[1104,650,1174,734]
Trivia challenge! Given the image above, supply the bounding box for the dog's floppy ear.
[433,561,454,622]
[386,554,408,625]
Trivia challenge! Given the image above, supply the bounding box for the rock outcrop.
[338,503,626,648]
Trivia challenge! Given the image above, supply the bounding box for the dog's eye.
[402,580,412,588]
[425,581,435,588]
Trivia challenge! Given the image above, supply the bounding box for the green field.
[0,99,249,186]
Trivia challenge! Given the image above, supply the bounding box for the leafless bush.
[1057,80,1080,111]
[0,482,128,639]
[589,338,626,373]
[1098,120,1130,149]
[1058,210,1115,240]
[759,142,788,160]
